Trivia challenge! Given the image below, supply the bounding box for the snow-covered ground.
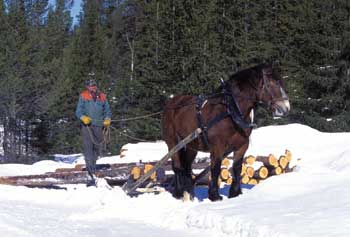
[0,123,350,237]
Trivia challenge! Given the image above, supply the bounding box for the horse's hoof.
[182,191,193,202]
[228,190,242,198]
[172,191,183,199]
[208,194,223,202]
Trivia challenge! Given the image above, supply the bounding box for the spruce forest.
[1,0,350,163]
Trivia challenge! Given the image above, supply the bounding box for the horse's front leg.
[208,152,223,201]
[229,143,249,198]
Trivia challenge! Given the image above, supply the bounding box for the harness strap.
[195,80,256,148]
[196,96,210,149]
[221,81,255,129]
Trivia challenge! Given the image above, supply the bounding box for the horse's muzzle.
[272,100,290,117]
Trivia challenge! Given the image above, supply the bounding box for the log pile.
[126,149,298,187]
[218,149,298,186]
[0,150,298,188]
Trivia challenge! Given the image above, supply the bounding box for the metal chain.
[110,111,162,122]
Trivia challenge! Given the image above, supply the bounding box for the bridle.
[241,68,289,108]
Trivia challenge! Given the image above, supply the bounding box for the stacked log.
[240,149,297,185]
[221,149,298,186]
[219,158,231,183]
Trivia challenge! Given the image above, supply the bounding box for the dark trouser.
[82,125,103,178]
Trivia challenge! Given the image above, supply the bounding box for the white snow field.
[0,123,350,237]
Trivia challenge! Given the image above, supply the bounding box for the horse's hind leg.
[229,143,248,198]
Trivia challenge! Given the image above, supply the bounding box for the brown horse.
[161,63,290,201]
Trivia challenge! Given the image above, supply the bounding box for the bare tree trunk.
[126,34,134,81]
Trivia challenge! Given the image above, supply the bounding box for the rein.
[86,125,111,149]
[228,69,289,109]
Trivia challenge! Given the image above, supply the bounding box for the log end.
[268,154,279,168]
[244,155,256,165]
[241,174,250,184]
[279,155,289,169]
[220,168,230,180]
[285,149,292,162]
[248,178,258,185]
[144,164,156,181]
[221,158,231,168]
[246,166,254,178]
[131,166,141,180]
[258,166,269,179]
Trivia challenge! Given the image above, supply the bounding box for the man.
[75,75,111,186]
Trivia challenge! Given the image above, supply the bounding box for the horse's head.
[255,64,290,117]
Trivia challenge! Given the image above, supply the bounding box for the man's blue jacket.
[75,90,111,127]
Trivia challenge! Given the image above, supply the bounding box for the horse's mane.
[214,64,268,93]
[228,63,267,83]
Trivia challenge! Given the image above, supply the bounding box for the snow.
[1,123,350,236]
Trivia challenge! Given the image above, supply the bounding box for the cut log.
[246,161,265,178]
[226,177,233,185]
[74,164,85,170]
[220,168,230,180]
[0,167,130,187]
[241,174,250,184]
[256,154,279,168]
[253,166,269,179]
[248,178,258,185]
[55,167,80,173]
[244,155,256,165]
[246,166,254,178]
[144,164,156,181]
[131,166,141,180]
[279,155,289,169]
[221,158,231,168]
[285,149,292,162]
[268,166,282,176]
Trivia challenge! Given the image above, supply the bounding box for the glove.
[103,118,111,127]
[81,116,91,125]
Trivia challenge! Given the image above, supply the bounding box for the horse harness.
[195,80,256,149]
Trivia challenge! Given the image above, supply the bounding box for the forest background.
[1,0,350,163]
